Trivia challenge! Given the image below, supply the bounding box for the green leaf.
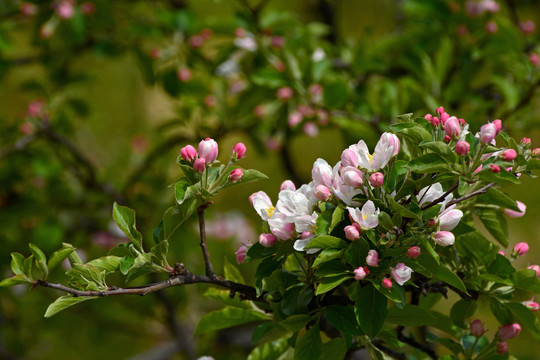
[354,285,388,337]
[175,178,198,205]
[313,248,345,268]
[87,256,123,273]
[10,253,25,275]
[281,285,313,316]
[511,269,540,293]
[506,303,540,341]
[203,288,251,309]
[477,188,520,212]
[151,240,169,266]
[450,299,477,328]
[0,274,33,287]
[437,264,469,295]
[225,169,269,188]
[330,204,345,232]
[490,298,514,325]
[390,122,432,143]
[420,141,457,163]
[119,256,135,275]
[112,202,143,251]
[526,159,540,171]
[475,209,509,247]
[24,255,33,278]
[326,305,363,336]
[194,307,270,334]
[386,304,437,326]
[479,170,520,185]
[407,153,451,173]
[304,235,347,250]
[387,196,421,220]
[29,243,48,280]
[224,259,245,284]
[47,247,75,273]
[315,274,352,295]
[315,204,334,236]
[294,322,322,360]
[248,336,289,360]
[44,296,98,318]
[377,212,393,231]
[278,314,312,331]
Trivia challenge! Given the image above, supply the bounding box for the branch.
[446,182,496,207]
[396,326,438,360]
[35,264,267,303]
[198,203,215,277]
[421,182,459,210]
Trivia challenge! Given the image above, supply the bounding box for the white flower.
[250,191,274,221]
[275,190,311,222]
[234,34,257,52]
[437,204,463,231]
[417,183,453,209]
[312,159,334,187]
[347,201,380,230]
[392,263,413,286]
[312,47,326,62]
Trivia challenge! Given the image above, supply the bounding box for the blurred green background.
[1,0,540,359]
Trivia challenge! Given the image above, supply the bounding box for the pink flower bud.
[204,95,216,108]
[234,27,246,38]
[528,265,540,277]
[56,0,75,19]
[480,123,497,144]
[424,114,433,122]
[498,251,505,256]
[254,105,266,118]
[280,180,296,191]
[470,319,485,336]
[530,53,540,67]
[303,122,319,137]
[407,246,421,259]
[444,116,461,137]
[369,172,384,188]
[474,164,483,173]
[498,323,521,340]
[317,109,329,125]
[440,112,450,125]
[485,21,498,33]
[520,20,536,35]
[341,149,359,167]
[522,299,539,312]
[354,266,367,280]
[496,342,508,354]
[443,135,451,142]
[501,149,517,161]
[533,148,540,157]
[235,245,248,264]
[232,143,246,160]
[81,2,95,15]
[431,117,440,127]
[392,263,413,286]
[194,158,206,173]
[274,61,286,72]
[314,185,332,201]
[433,231,455,247]
[259,233,277,247]
[189,35,205,48]
[20,2,37,16]
[366,250,379,267]
[455,140,470,156]
[459,118,465,126]
[288,111,303,127]
[180,145,197,163]
[229,168,243,182]
[19,122,34,135]
[521,137,531,146]
[503,200,526,218]
[271,36,285,48]
[436,106,445,116]
[492,119,502,133]
[309,84,323,96]
[177,68,192,82]
[198,138,219,164]
[342,167,363,187]
[276,86,293,100]
[345,225,360,241]
[513,242,529,256]
[489,164,500,173]
[428,219,436,227]
[382,277,393,290]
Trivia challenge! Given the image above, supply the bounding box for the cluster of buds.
[287,103,329,138]
[189,28,213,49]
[424,106,466,142]
[180,138,246,181]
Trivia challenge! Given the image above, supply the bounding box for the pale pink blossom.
[314,185,331,201]
[198,138,219,164]
[354,266,368,280]
[250,191,274,221]
[437,205,463,231]
[444,116,461,137]
[479,123,497,144]
[366,250,379,267]
[392,263,413,286]
[433,231,455,246]
[268,216,294,240]
[528,265,540,277]
[280,180,296,191]
[341,166,363,187]
[312,159,334,187]
[345,225,360,241]
[348,201,380,230]
[259,233,277,247]
[341,148,359,167]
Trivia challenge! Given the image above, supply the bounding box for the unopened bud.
[382,277,393,290]
[470,319,485,337]
[353,266,367,280]
[194,158,206,173]
[498,323,521,340]
[369,172,384,188]
[436,106,445,116]
[489,164,500,173]
[455,140,470,156]
[513,242,529,256]
[366,250,379,267]
[314,185,332,201]
[492,119,502,133]
[276,86,293,100]
[433,231,455,247]
[229,168,243,182]
[280,180,296,191]
[496,342,508,354]
[235,245,248,264]
[501,149,517,161]
[180,145,197,163]
[407,246,421,259]
[522,299,539,312]
[232,142,247,160]
[345,225,360,241]
[521,137,531,146]
[259,233,277,247]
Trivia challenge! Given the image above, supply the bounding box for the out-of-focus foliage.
[0,0,539,359]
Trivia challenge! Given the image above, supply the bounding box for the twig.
[198,203,215,277]
[396,326,438,360]
[446,182,495,207]
[421,182,459,210]
[35,265,267,303]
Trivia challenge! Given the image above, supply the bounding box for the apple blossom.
[312,159,334,188]
[479,123,497,144]
[259,233,277,247]
[348,201,380,230]
[180,145,197,163]
[366,250,379,267]
[345,225,360,241]
[268,216,294,240]
[314,185,331,201]
[437,205,463,231]
[513,242,529,256]
[455,140,470,156]
[280,180,296,191]
[341,148,359,167]
[392,263,413,286]
[250,191,274,220]
[354,267,368,280]
[199,138,219,164]
[498,323,521,340]
[232,143,247,160]
[341,166,363,187]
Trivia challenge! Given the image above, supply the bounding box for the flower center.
[266,206,275,218]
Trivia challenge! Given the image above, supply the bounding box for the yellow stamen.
[367,154,374,165]
[266,206,275,218]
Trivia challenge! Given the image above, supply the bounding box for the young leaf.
[0,274,33,287]
[326,305,363,336]
[437,264,469,295]
[151,240,169,266]
[477,188,520,212]
[44,296,98,318]
[407,154,451,173]
[315,274,352,295]
[506,303,540,341]
[47,247,75,272]
[304,235,347,250]
[354,285,388,338]
[194,307,270,334]
[321,338,347,360]
[475,208,509,247]
[112,202,143,251]
[29,243,48,280]
[87,256,123,273]
[278,314,312,332]
[247,336,289,360]
[10,253,25,275]
[450,299,477,328]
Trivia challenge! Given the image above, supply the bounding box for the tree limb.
[446,182,496,207]
[198,203,215,277]
[421,182,459,210]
